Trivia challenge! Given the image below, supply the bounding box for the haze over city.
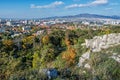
[0,0,120,18]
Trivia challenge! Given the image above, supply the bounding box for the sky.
[0,0,120,18]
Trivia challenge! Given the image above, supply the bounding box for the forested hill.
[0,26,120,80]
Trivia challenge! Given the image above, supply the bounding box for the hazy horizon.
[0,0,120,18]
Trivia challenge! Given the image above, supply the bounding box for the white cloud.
[66,0,108,9]
[91,0,108,5]
[31,1,64,9]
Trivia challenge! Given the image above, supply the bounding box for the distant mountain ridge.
[1,13,120,20]
[43,13,120,20]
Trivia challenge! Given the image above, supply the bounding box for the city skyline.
[0,0,120,18]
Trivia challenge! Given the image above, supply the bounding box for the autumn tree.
[2,39,14,50]
[62,47,76,66]
[42,35,49,45]
[22,35,35,49]
[62,33,76,66]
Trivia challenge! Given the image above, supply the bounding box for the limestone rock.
[78,51,90,67]
[83,33,120,52]
[79,33,120,68]
[84,63,91,69]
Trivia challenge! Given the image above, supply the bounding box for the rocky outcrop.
[85,33,120,52]
[78,33,120,68]
[78,51,90,67]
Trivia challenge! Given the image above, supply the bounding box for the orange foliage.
[62,32,76,65]
[65,38,70,46]
[62,47,76,65]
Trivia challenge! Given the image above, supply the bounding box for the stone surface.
[78,51,90,67]
[79,33,120,68]
[110,54,120,63]
[84,63,91,69]
[84,33,120,52]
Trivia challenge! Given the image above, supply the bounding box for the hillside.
[0,26,120,80]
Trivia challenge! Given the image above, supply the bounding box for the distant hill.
[43,13,120,20]
[1,13,120,20]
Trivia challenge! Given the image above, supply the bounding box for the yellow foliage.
[105,29,110,35]
[22,44,26,49]
[42,35,49,44]
[101,28,110,35]
[22,36,34,45]
[32,52,40,68]
[2,39,13,48]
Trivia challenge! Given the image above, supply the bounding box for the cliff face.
[78,33,120,68]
